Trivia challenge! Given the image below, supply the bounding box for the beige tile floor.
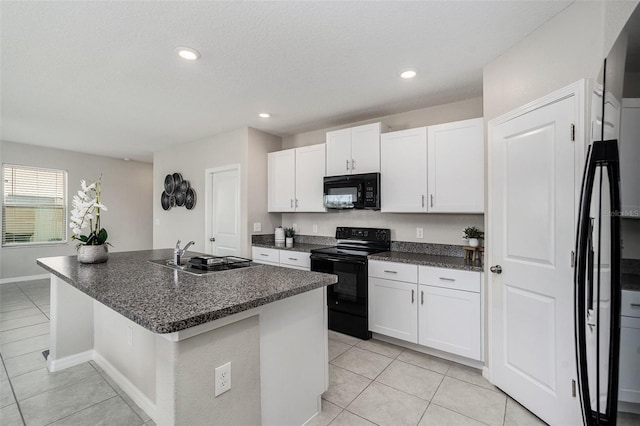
[2,279,638,426]
[0,279,154,426]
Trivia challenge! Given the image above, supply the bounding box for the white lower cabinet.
[368,260,482,361]
[251,246,310,271]
[619,290,640,404]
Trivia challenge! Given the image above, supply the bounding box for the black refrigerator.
[574,134,622,425]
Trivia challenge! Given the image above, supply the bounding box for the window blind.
[2,164,67,245]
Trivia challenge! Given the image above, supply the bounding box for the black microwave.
[323,172,380,210]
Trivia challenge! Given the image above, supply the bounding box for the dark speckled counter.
[251,242,331,253]
[37,249,336,333]
[369,251,484,272]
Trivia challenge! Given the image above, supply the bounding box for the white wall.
[0,141,153,280]
[281,97,485,244]
[153,127,282,257]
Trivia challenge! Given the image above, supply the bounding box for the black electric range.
[310,227,390,339]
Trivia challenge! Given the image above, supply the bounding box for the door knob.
[490,265,502,274]
[209,237,216,242]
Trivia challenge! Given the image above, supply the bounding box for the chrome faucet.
[174,240,195,266]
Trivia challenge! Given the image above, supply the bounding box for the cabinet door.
[381,127,427,212]
[427,118,484,213]
[620,99,640,217]
[619,315,640,403]
[268,149,295,212]
[368,277,418,343]
[295,144,326,212]
[418,285,481,360]
[351,123,381,174]
[326,128,352,176]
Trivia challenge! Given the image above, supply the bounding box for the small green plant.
[284,227,295,238]
[463,226,484,240]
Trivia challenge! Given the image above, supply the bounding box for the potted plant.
[284,227,295,247]
[463,226,484,248]
[69,176,111,263]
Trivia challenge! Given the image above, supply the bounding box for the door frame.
[485,79,588,382]
[204,164,242,256]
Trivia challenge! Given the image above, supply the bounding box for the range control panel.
[335,227,390,242]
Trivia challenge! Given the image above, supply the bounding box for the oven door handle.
[310,255,367,265]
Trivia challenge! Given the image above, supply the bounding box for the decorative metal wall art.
[161,172,196,210]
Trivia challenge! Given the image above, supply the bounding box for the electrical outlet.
[312,224,318,234]
[292,223,297,231]
[416,228,424,239]
[215,362,231,397]
[253,222,262,232]
[127,327,133,347]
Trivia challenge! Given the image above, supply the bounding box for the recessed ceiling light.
[176,47,201,61]
[400,69,417,79]
[258,113,271,118]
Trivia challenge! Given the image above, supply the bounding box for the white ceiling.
[1,1,573,163]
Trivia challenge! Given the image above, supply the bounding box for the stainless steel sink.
[148,256,257,276]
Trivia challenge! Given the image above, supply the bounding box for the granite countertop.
[37,249,336,334]
[251,242,332,253]
[369,251,484,272]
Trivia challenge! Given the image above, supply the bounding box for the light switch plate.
[253,223,262,232]
[312,225,318,234]
[416,228,424,239]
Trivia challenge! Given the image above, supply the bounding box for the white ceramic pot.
[468,238,479,248]
[285,237,294,247]
[77,244,109,264]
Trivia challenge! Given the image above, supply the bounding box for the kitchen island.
[37,249,337,426]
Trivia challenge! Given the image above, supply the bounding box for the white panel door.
[380,127,427,212]
[295,144,326,212]
[268,149,295,212]
[427,118,484,213]
[418,285,481,360]
[208,167,240,256]
[368,277,418,343]
[490,92,581,425]
[326,128,352,176]
[351,122,381,174]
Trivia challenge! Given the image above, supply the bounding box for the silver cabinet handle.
[288,257,298,261]
[421,290,424,305]
[295,199,299,208]
[411,289,415,304]
[439,277,455,282]
[422,194,425,208]
[490,265,503,274]
[352,159,355,170]
[260,254,269,257]
[346,159,350,170]
[291,199,294,208]
[383,270,397,274]
[631,304,640,308]
[430,194,434,207]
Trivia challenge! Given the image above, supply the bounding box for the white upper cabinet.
[268,149,296,212]
[268,144,326,213]
[427,118,484,213]
[381,127,428,212]
[381,118,485,214]
[326,122,386,176]
[620,99,640,217]
[295,144,326,212]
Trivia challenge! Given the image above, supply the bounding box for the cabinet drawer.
[279,250,310,269]
[418,266,480,293]
[252,247,279,264]
[622,290,640,318]
[369,260,417,283]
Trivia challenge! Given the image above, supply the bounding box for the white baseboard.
[482,365,491,382]
[93,352,157,421]
[619,401,640,415]
[47,349,94,372]
[0,274,50,285]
